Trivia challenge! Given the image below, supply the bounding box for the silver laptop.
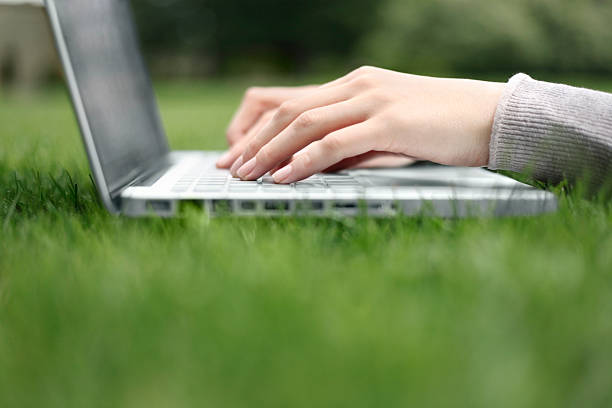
[44,0,557,218]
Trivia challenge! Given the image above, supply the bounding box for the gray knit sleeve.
[488,74,612,187]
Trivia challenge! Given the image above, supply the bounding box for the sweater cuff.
[488,73,612,185]
[488,73,531,173]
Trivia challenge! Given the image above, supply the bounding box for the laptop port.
[264,201,290,211]
[240,201,257,211]
[333,201,357,209]
[212,200,231,214]
[311,201,324,211]
[179,200,204,213]
[295,200,325,213]
[146,200,172,211]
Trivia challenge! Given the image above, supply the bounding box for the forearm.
[488,74,612,187]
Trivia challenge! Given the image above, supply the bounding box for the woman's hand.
[216,80,415,171]
[216,85,317,168]
[224,66,505,183]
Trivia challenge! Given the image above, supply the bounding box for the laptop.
[43,0,557,218]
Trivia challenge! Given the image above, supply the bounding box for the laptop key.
[229,180,259,185]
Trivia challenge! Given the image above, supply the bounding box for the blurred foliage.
[361,0,612,75]
[132,0,612,76]
[132,0,379,75]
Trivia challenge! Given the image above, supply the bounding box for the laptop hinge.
[109,153,175,199]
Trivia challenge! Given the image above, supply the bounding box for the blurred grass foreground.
[1,0,612,407]
[1,79,611,408]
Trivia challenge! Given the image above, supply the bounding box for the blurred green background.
[132,0,612,77]
[2,0,612,89]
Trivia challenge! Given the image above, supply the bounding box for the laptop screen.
[51,0,169,193]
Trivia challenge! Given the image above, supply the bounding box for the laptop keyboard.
[171,167,362,194]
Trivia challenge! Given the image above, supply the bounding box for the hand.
[216,83,415,171]
[232,66,506,183]
[216,85,317,168]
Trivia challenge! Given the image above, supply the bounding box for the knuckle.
[298,150,315,170]
[244,141,258,159]
[352,73,376,89]
[263,109,275,121]
[365,89,391,104]
[244,87,261,100]
[256,146,272,164]
[294,111,317,129]
[355,65,375,75]
[228,143,241,156]
[321,133,343,154]
[276,101,295,118]
[226,130,242,144]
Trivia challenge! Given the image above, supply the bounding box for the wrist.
[476,82,506,166]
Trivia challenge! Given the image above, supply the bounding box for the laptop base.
[119,151,558,218]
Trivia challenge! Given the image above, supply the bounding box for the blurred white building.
[0,0,58,92]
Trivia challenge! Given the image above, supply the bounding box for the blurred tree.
[132,0,612,77]
[359,0,612,75]
[132,0,379,75]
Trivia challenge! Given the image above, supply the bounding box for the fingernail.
[237,157,257,179]
[216,151,232,167]
[230,156,244,177]
[273,164,293,183]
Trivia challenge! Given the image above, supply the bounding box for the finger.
[238,82,357,166]
[236,97,370,180]
[220,110,277,169]
[225,88,280,145]
[269,157,293,175]
[273,152,414,175]
[322,152,415,172]
[226,87,316,145]
[216,137,250,169]
[219,110,277,170]
[352,154,415,169]
[220,111,276,169]
[322,151,384,173]
[272,121,380,184]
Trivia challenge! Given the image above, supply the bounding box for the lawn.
[1,77,611,407]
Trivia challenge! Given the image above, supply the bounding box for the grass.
[1,77,612,408]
